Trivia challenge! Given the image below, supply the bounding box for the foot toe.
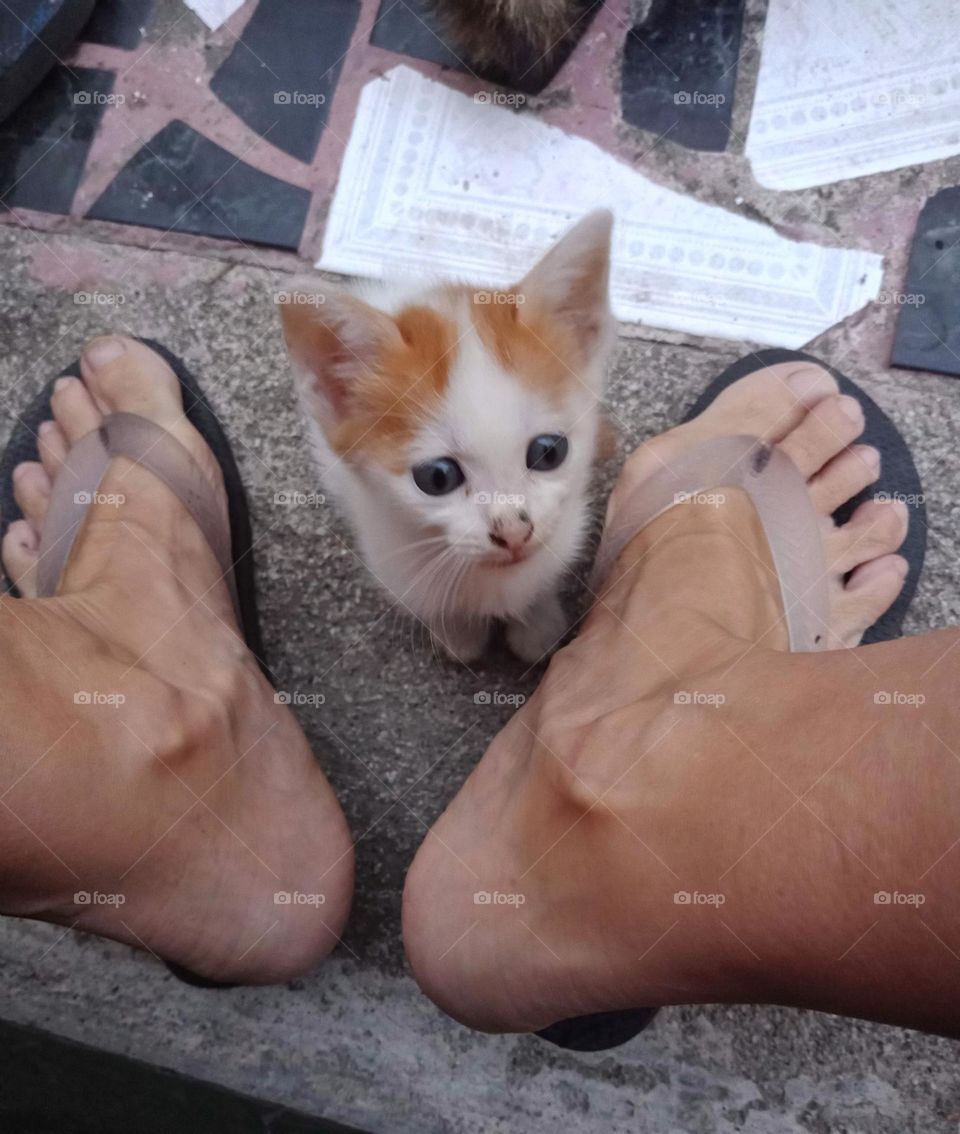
[2,520,39,596]
[12,462,51,531]
[833,554,909,646]
[827,499,909,574]
[808,444,880,515]
[37,420,69,479]
[704,362,839,443]
[78,336,224,497]
[778,394,865,478]
[50,376,102,444]
[80,336,181,422]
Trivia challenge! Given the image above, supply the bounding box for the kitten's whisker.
[383,535,448,562]
[400,541,460,602]
[437,556,472,648]
[382,541,456,651]
[391,540,465,653]
[432,551,467,652]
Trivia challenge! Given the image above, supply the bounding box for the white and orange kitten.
[279,209,615,663]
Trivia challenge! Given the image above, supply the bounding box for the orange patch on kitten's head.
[333,304,455,465]
[469,293,581,401]
[470,208,614,397]
[280,298,456,469]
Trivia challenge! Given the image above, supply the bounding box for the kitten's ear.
[516,209,615,365]
[278,292,401,427]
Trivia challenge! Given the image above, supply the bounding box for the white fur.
[286,211,615,663]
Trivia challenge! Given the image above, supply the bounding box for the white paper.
[746,0,960,190]
[319,67,882,349]
[183,0,244,31]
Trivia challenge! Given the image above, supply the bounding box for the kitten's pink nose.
[489,510,534,553]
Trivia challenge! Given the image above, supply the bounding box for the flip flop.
[682,349,925,645]
[536,348,927,1052]
[0,339,268,988]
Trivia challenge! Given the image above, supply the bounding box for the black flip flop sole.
[0,339,269,989]
[536,348,927,1052]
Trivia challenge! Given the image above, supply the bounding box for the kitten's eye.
[526,433,568,471]
[412,457,465,496]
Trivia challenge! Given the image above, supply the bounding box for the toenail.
[786,366,833,400]
[83,337,125,369]
[38,420,55,435]
[858,445,880,470]
[839,396,863,423]
[849,555,908,589]
[13,464,27,479]
[53,377,73,394]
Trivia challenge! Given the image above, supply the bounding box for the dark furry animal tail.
[430,0,604,93]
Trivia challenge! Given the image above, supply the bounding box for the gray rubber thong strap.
[591,435,830,652]
[36,412,239,619]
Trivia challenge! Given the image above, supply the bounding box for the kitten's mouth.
[485,545,537,568]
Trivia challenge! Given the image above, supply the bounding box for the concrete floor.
[2,3,960,1125]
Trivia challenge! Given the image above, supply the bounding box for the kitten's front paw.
[431,620,489,664]
[506,596,568,664]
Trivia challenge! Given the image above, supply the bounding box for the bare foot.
[402,361,908,1032]
[0,337,353,983]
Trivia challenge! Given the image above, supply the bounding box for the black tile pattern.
[0,65,114,214]
[0,0,96,123]
[891,186,960,379]
[87,119,311,249]
[621,0,744,152]
[370,0,462,71]
[210,0,360,163]
[81,0,153,49]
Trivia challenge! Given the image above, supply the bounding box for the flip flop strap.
[36,412,239,619]
[591,435,830,652]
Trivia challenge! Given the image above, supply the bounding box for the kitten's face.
[281,209,615,575]
[367,319,600,569]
